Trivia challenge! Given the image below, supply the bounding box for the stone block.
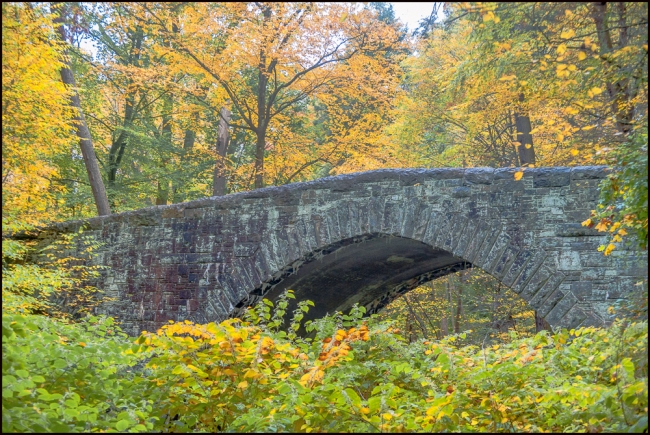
[482,232,512,272]
[453,218,477,258]
[544,292,578,326]
[421,211,441,246]
[501,250,532,287]
[491,245,520,279]
[557,250,582,271]
[433,214,455,249]
[473,227,502,268]
[463,220,489,263]
[554,305,588,329]
[442,217,468,252]
[464,168,494,185]
[452,187,472,198]
[368,196,385,233]
[533,168,571,187]
[519,262,553,301]
[511,249,547,294]
[535,286,566,318]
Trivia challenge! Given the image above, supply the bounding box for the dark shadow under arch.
[233,233,472,322]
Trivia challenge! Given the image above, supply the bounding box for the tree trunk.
[535,311,551,333]
[156,98,173,205]
[514,94,536,166]
[404,294,429,339]
[591,2,634,134]
[53,3,110,216]
[454,285,462,334]
[213,108,231,196]
[440,318,449,337]
[447,277,456,333]
[155,181,169,205]
[172,129,196,203]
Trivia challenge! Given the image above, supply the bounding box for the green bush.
[3,293,647,433]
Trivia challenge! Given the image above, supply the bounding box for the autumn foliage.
[1,2,648,433]
[2,291,648,433]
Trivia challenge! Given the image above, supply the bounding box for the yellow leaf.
[582,125,595,131]
[595,221,609,232]
[568,64,577,71]
[483,11,495,22]
[244,369,259,379]
[565,10,574,17]
[578,51,587,61]
[560,29,576,39]
[581,218,592,227]
[571,149,579,156]
[609,222,621,232]
[604,243,616,256]
[78,342,86,347]
[382,413,393,421]
[237,381,248,389]
[339,12,348,22]
[557,44,567,55]
[360,407,370,414]
[618,228,627,236]
[589,87,603,97]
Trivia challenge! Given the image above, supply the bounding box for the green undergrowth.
[2,292,648,433]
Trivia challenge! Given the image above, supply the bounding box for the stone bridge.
[37,167,647,336]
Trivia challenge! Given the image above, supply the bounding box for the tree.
[2,2,78,224]
[52,2,111,216]
[133,2,405,189]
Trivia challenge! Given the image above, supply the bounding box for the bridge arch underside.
[238,233,472,321]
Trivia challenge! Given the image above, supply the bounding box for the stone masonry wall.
[35,167,648,336]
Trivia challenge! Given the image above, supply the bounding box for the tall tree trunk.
[440,318,449,337]
[53,2,110,216]
[254,10,271,190]
[254,128,266,189]
[156,97,173,205]
[591,2,634,134]
[404,294,429,339]
[107,27,142,186]
[535,312,551,333]
[447,277,456,333]
[514,94,536,166]
[213,108,231,196]
[454,285,462,334]
[172,128,196,203]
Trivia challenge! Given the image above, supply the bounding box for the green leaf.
[116,419,131,431]
[344,388,362,407]
[368,396,382,413]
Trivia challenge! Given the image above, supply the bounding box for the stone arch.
[25,166,646,336]
[219,196,589,331]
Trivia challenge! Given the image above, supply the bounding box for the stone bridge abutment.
[34,167,647,336]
